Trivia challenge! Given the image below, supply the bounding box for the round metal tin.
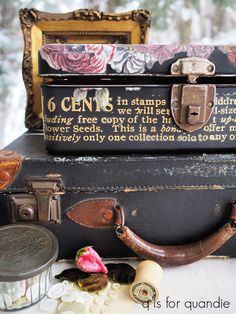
[0,224,58,281]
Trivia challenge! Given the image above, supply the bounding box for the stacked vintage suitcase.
[1,8,236,265]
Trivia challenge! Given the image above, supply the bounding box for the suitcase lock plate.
[171,84,216,132]
[10,176,64,224]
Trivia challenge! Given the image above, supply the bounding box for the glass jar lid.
[0,224,58,281]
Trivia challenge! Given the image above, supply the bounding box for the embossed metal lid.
[0,224,58,281]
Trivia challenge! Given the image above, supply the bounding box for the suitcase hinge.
[171,57,216,132]
[10,176,64,224]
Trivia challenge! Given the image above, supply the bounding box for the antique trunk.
[38,44,236,154]
[1,133,236,264]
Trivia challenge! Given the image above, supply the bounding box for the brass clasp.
[171,57,216,132]
[171,57,215,83]
[171,84,216,132]
[10,176,64,224]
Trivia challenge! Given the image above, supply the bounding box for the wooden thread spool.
[130,260,163,304]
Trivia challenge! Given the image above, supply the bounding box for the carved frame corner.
[19,8,151,130]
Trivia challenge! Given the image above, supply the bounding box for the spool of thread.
[130,260,163,304]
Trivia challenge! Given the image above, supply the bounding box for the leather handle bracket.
[67,198,236,266]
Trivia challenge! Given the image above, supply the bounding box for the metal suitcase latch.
[171,57,216,132]
[171,57,215,83]
[10,176,64,224]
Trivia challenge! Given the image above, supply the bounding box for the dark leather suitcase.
[1,132,236,266]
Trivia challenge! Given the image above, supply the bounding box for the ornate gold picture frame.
[19,8,151,129]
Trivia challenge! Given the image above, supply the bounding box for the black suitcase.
[1,132,236,265]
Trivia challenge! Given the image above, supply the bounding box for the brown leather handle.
[115,203,236,266]
[66,198,236,266]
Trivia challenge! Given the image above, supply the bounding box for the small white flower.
[73,88,88,102]
[95,88,110,111]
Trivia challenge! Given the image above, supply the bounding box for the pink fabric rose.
[40,44,116,74]
[228,46,236,66]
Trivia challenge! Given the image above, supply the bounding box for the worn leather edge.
[0,150,22,190]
